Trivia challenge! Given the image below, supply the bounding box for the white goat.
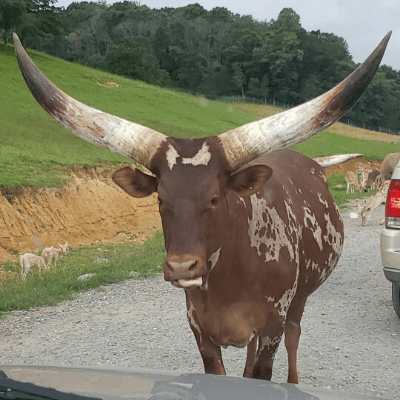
[42,242,69,267]
[20,253,47,281]
[361,180,390,226]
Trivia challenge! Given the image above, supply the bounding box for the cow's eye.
[158,197,163,206]
[211,196,219,206]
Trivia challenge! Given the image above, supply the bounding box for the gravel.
[0,204,399,399]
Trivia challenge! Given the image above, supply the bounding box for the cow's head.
[13,32,391,289]
[112,137,272,289]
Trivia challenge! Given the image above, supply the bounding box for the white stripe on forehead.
[182,142,212,166]
[166,144,179,170]
[165,142,212,170]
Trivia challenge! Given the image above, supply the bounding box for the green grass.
[1,43,398,314]
[0,45,255,188]
[0,232,166,314]
[292,131,400,160]
[327,173,376,208]
[2,44,400,189]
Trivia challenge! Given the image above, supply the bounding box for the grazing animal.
[380,152,400,181]
[345,170,362,194]
[354,199,367,215]
[20,253,47,281]
[42,242,68,266]
[364,169,382,191]
[361,180,390,226]
[13,32,390,383]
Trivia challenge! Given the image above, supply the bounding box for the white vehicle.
[380,158,400,318]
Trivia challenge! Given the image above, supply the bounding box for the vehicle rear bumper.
[381,228,400,284]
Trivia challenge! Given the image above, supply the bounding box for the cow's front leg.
[243,335,258,378]
[284,296,307,384]
[188,321,226,375]
[249,321,284,380]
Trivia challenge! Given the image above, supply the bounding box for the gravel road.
[0,204,399,399]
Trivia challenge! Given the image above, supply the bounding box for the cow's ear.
[227,164,272,196]
[112,166,157,198]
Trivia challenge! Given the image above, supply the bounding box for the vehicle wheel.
[392,283,400,319]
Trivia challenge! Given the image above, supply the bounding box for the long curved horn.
[313,153,362,167]
[219,32,391,169]
[13,33,166,169]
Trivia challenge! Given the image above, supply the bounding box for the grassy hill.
[1,44,400,189]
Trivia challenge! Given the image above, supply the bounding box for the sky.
[55,0,400,71]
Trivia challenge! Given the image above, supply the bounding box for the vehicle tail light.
[385,180,400,228]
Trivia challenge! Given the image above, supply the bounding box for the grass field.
[0,232,166,313]
[2,44,400,189]
[1,44,400,313]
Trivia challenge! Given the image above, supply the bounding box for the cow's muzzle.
[163,255,206,289]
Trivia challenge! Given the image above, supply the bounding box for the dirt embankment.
[324,158,381,176]
[0,158,381,266]
[0,167,162,263]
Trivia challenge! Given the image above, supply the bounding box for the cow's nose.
[163,256,203,281]
[166,259,197,275]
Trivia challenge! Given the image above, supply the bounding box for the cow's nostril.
[189,260,197,271]
[166,261,175,272]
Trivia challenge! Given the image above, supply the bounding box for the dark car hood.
[0,364,391,400]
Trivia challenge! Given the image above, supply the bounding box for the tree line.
[2,0,400,133]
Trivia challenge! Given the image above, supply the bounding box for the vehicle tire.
[392,282,400,319]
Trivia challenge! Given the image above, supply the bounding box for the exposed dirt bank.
[324,158,381,176]
[0,158,380,268]
[0,168,162,264]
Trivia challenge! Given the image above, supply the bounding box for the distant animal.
[20,253,47,281]
[354,198,367,215]
[42,242,68,266]
[364,169,381,191]
[356,165,373,190]
[345,170,362,194]
[14,32,389,384]
[361,180,390,226]
[380,153,400,181]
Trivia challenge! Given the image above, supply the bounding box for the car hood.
[0,364,391,400]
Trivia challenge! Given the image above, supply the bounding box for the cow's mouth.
[171,277,203,289]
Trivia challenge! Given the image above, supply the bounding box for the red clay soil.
[0,159,380,278]
[0,168,162,268]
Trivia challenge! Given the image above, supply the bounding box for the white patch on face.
[182,142,212,166]
[208,247,221,271]
[166,144,179,170]
[266,296,275,302]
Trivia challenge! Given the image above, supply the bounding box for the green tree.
[105,37,170,86]
[0,0,27,47]
[252,8,304,103]
[298,30,352,100]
